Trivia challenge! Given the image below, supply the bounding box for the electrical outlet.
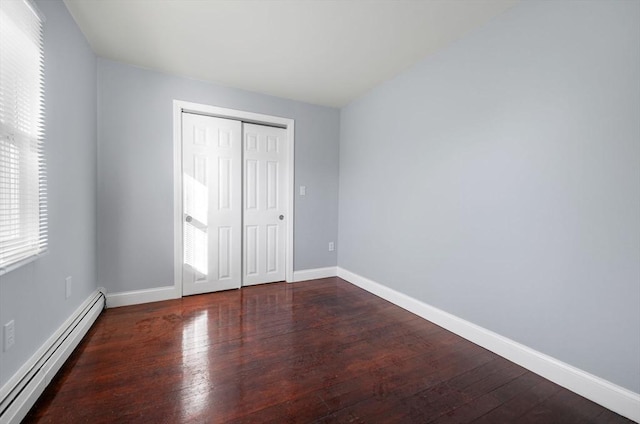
[65,276,72,299]
[328,242,335,252]
[300,185,306,196]
[4,320,15,352]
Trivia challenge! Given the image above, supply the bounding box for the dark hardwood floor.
[25,278,632,423]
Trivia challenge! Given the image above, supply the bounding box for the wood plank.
[23,278,631,423]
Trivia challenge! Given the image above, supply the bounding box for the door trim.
[173,100,295,295]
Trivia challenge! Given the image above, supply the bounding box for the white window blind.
[0,0,46,273]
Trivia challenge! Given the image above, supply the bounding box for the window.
[0,0,46,274]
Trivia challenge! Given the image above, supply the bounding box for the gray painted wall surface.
[0,0,97,388]
[97,60,339,293]
[338,0,639,392]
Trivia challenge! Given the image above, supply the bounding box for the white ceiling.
[63,0,517,108]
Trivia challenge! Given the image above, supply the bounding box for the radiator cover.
[0,289,105,424]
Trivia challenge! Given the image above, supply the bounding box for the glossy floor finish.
[25,278,631,423]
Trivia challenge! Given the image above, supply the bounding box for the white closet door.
[242,123,288,286]
[182,113,242,295]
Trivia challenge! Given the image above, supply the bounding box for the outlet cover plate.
[4,320,15,352]
[65,276,72,299]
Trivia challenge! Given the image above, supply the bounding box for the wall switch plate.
[329,242,335,252]
[65,276,72,299]
[300,186,306,196]
[4,320,15,352]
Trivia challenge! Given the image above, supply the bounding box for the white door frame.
[173,100,295,296]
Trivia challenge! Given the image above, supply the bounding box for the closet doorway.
[173,101,294,296]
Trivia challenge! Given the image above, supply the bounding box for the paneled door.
[242,123,288,285]
[182,113,242,295]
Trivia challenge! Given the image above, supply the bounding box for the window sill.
[0,250,49,276]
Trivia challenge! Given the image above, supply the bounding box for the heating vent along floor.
[0,289,105,424]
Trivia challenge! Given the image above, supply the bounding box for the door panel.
[182,113,242,295]
[242,123,288,286]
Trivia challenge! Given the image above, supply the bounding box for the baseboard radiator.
[0,289,105,424]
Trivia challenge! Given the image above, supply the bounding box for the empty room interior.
[0,0,639,422]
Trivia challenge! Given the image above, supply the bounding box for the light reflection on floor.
[180,310,210,419]
[178,284,296,420]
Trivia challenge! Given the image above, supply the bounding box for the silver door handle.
[185,215,193,223]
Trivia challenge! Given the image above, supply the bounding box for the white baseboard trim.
[292,266,337,282]
[0,288,105,424]
[336,267,640,422]
[106,268,341,307]
[106,286,180,308]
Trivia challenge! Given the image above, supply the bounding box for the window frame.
[0,0,47,275]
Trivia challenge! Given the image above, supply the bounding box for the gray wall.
[97,60,340,293]
[338,0,639,393]
[0,0,97,388]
